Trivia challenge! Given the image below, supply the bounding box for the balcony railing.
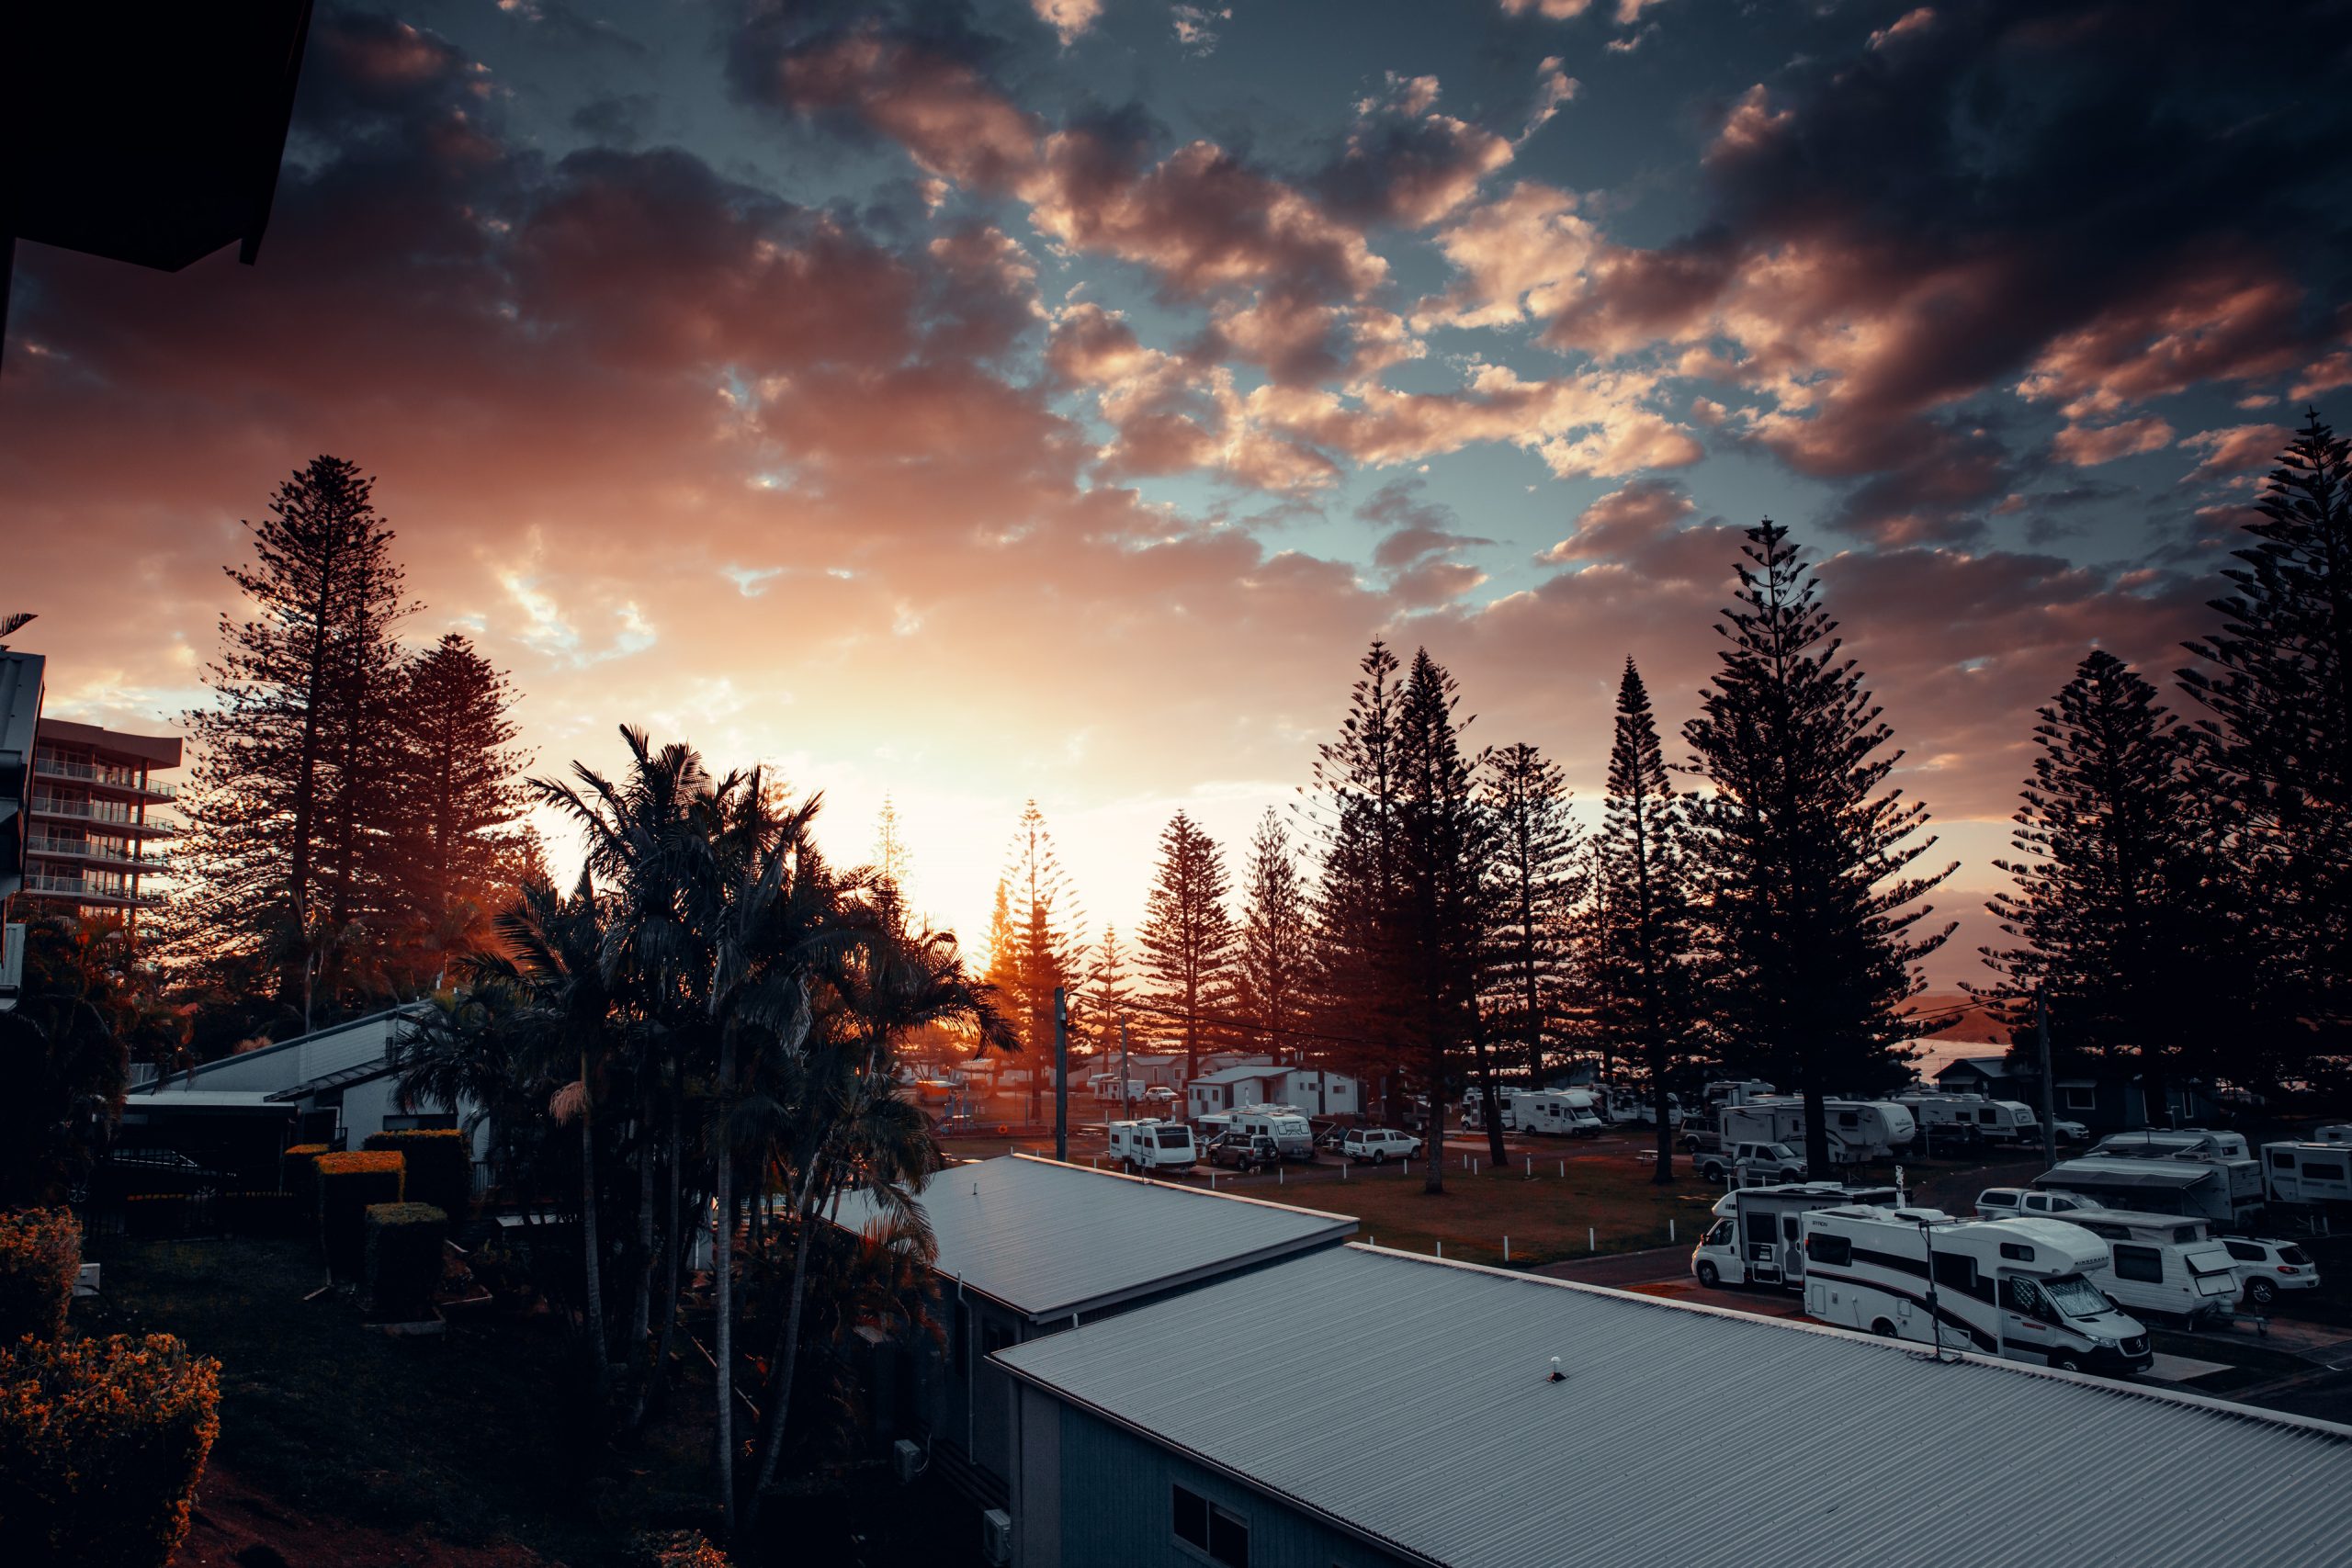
[32,755,178,798]
[26,836,168,872]
[20,873,164,906]
[28,795,175,833]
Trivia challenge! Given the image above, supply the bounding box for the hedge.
[639,1529,732,1568]
[361,1129,471,1220]
[0,1332,221,1567]
[314,1151,404,1282]
[281,1143,333,1209]
[0,1208,81,1345]
[363,1202,447,1320]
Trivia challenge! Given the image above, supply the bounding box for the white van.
[1233,1106,1314,1162]
[1107,1119,1196,1173]
[1690,1182,1898,1291]
[2068,1213,2239,1325]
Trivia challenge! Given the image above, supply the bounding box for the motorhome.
[1233,1106,1315,1162]
[1106,1119,1197,1174]
[1797,1208,2154,1375]
[1461,1086,1529,1132]
[1702,1078,1776,1111]
[1689,1182,1898,1292]
[1719,1099,1867,1165]
[2064,1213,2239,1325]
[1895,1092,1988,1145]
[1637,1091,1685,1129]
[1520,1089,1605,1138]
[1088,1073,1146,1103]
[2263,1142,2352,1207]
[2035,1156,2252,1225]
[1822,1100,1917,1161]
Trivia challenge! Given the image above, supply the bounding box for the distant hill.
[1903,993,2016,1045]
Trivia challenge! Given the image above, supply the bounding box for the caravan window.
[2269,1148,2295,1169]
[2309,1162,2346,1183]
[1805,1234,1852,1267]
[1998,1243,2034,1262]
[2114,1245,2165,1283]
[1932,1252,1977,1292]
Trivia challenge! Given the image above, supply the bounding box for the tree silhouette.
[1307,641,1411,1099]
[1594,660,1700,1183]
[392,631,531,984]
[1478,740,1579,1082]
[2180,409,2352,1066]
[1234,807,1312,1060]
[1002,801,1082,1122]
[1684,521,1955,1175]
[1138,809,1236,1089]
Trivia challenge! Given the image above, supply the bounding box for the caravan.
[2263,1142,2352,1207]
[2035,1156,2254,1225]
[2062,1212,2239,1325]
[1106,1120,1196,1174]
[1797,1208,2154,1375]
[1822,1100,1917,1161]
[1689,1182,1899,1292]
[1232,1106,1315,1162]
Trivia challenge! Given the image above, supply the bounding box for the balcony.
[26,835,169,873]
[28,795,176,835]
[19,873,164,907]
[33,755,178,800]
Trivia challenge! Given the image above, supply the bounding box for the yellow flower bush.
[315,1151,405,1281]
[0,1332,221,1566]
[0,1208,81,1344]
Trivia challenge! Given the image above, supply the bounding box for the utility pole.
[1119,1016,1131,1122]
[2035,987,2057,1169]
[1054,986,1069,1163]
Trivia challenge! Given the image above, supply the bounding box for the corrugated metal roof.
[831,1155,1353,1323]
[2041,1158,2211,1190]
[1191,1064,1286,1085]
[997,1243,2352,1568]
[133,1005,425,1096]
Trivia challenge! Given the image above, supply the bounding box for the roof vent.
[1547,1357,1565,1383]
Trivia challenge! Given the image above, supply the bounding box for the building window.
[1173,1483,1250,1566]
[2063,1087,2095,1111]
[2114,1245,2164,1283]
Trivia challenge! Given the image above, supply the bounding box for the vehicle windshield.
[1765,1144,1795,1160]
[2041,1274,2115,1319]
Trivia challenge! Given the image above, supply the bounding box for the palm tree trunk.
[644,1087,687,1426]
[579,1048,609,1382]
[633,1081,657,1348]
[745,1167,823,1529]
[713,1032,737,1532]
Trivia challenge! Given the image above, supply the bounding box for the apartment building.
[24,716,180,926]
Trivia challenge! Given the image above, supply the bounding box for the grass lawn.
[88,1237,713,1565]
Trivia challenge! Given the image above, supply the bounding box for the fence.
[83,1188,311,1250]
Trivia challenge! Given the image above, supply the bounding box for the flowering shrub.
[314,1151,404,1282]
[363,1202,447,1320]
[0,1208,81,1344]
[0,1332,221,1566]
[361,1129,471,1220]
[639,1529,732,1567]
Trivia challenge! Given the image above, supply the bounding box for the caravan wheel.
[1871,1319,1897,1337]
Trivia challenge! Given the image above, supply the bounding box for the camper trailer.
[1702,1079,1776,1111]
[2263,1142,2352,1207]
[1718,1099,1868,1165]
[1822,1100,1917,1160]
[1797,1209,2154,1375]
[2063,1213,2238,1325]
[1232,1106,1315,1162]
[1689,1182,1899,1292]
[2087,1130,2263,1212]
[1895,1092,1987,1145]
[2035,1156,2252,1225]
[1521,1089,1605,1138]
[1106,1119,1197,1173]
[1966,1099,2042,1145]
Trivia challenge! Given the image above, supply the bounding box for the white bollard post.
[1526,1156,1532,1178]
[1342,1160,1349,1181]
[1589,1225,1596,1253]
[1559,1160,1566,1178]
[1279,1166,1284,1186]
[1670,1218,1677,1243]
[1436,1240,1443,1258]
[1504,1235,1511,1263]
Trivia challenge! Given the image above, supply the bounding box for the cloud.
[1032,0,1102,47]
[1171,6,1232,55]
[2177,423,2290,483]
[2052,416,2176,468]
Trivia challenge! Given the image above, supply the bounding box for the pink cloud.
[2178,423,2290,482]
[2052,415,2176,467]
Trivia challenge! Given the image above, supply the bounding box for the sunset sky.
[7,0,2349,987]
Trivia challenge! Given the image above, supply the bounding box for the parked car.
[1340,1128,1422,1165]
[2052,1119,2090,1144]
[2013,1190,2105,1222]
[1695,1141,1806,1186]
[2218,1236,2322,1308]
[1206,1133,1282,1173]
[1140,1085,1177,1108]
[1975,1187,2026,1220]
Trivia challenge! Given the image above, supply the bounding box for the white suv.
[1341,1128,1422,1165]
[2219,1237,2322,1309]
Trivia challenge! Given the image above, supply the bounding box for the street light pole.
[2035,987,2057,1168]
[1054,986,1069,1163]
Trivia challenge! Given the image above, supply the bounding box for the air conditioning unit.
[891,1438,922,1484]
[980,1506,1012,1565]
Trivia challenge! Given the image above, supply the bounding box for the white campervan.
[2066,1212,2239,1325]
[1233,1106,1314,1162]
[1689,1182,1899,1292]
[1106,1119,1196,1173]
[1521,1089,1605,1138]
[1798,1208,2154,1376]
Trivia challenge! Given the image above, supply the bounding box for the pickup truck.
[1695,1141,1807,1185]
[1207,1133,1283,1173]
[1340,1128,1423,1165]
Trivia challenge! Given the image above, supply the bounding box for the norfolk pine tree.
[1003,801,1082,1122]
[1596,660,1700,1182]
[1235,808,1313,1059]
[1684,522,1956,1176]
[1307,642,1412,1098]
[393,631,531,985]
[2180,411,2352,1068]
[1976,652,2233,1112]
[1138,810,1236,1088]
[1478,741,1579,1083]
